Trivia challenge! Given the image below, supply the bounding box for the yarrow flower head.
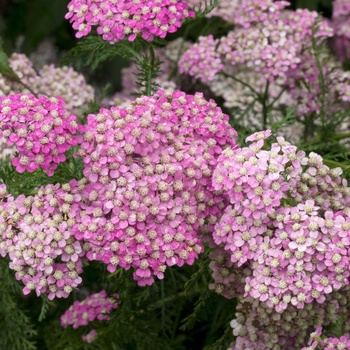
[32,65,95,114]
[217,9,332,82]
[212,130,350,312]
[61,290,119,328]
[0,181,87,299]
[181,1,333,86]
[0,94,80,176]
[75,90,237,286]
[178,35,223,83]
[65,0,194,43]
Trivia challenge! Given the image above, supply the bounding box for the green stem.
[323,158,350,170]
[124,45,143,63]
[145,44,155,97]
[261,81,270,130]
[334,133,350,140]
[267,87,286,109]
[221,71,262,98]
[311,34,326,129]
[18,80,38,97]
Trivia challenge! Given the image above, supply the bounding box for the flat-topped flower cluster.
[75,90,236,286]
[212,130,350,312]
[65,0,194,43]
[61,290,119,328]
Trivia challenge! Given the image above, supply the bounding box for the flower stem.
[145,44,155,96]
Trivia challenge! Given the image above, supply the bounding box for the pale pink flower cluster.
[32,65,95,114]
[65,0,194,43]
[285,53,350,118]
[178,35,223,83]
[320,0,350,83]
[0,53,94,115]
[212,131,350,312]
[217,9,332,82]
[332,0,350,62]
[179,1,334,124]
[0,182,87,299]
[75,90,237,286]
[228,287,350,350]
[285,53,325,117]
[0,53,37,97]
[0,94,80,176]
[60,290,118,328]
[187,0,287,26]
[82,329,97,343]
[302,327,350,350]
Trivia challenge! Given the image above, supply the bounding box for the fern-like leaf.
[61,35,144,70]
[185,0,218,23]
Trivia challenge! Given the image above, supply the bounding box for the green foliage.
[61,35,162,96]
[185,0,219,23]
[0,36,19,81]
[0,36,37,95]
[61,35,145,70]
[0,259,37,350]
[331,314,346,339]
[38,296,54,322]
[0,148,83,198]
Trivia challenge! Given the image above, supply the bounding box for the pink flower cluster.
[180,0,334,102]
[0,94,80,176]
[74,90,236,286]
[178,35,223,83]
[212,131,350,312]
[60,290,119,328]
[332,0,350,62]
[65,0,194,43]
[206,236,251,300]
[0,182,87,299]
[229,0,289,28]
[302,327,350,350]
